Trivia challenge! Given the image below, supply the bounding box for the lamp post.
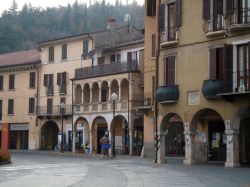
[60,102,65,152]
[111,92,118,157]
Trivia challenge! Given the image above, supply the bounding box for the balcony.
[133,98,152,114]
[202,80,223,99]
[203,8,250,36]
[75,61,139,79]
[74,101,129,114]
[160,29,180,47]
[156,85,179,103]
[37,105,72,117]
[202,70,250,102]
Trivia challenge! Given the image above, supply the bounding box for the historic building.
[0,50,41,150]
[141,0,159,159]
[72,18,144,155]
[37,32,92,151]
[154,0,250,167]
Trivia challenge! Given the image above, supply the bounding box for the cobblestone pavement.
[0,151,249,187]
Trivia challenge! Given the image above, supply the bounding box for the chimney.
[106,17,116,31]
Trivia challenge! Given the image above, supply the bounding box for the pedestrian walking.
[100,132,110,159]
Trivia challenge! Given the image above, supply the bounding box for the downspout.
[128,71,131,155]
[71,79,75,154]
[154,0,161,164]
[35,64,40,149]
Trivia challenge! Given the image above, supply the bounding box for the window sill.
[8,89,15,91]
[29,87,36,89]
[160,40,178,47]
[28,113,35,115]
[150,57,156,60]
[205,30,226,37]
[228,23,250,32]
[8,114,14,116]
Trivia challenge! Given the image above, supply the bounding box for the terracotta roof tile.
[0,50,41,68]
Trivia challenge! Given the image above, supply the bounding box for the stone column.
[118,85,121,101]
[89,130,93,154]
[90,89,93,103]
[225,129,240,167]
[129,129,133,156]
[183,124,195,165]
[158,132,166,163]
[82,86,84,104]
[72,130,76,154]
[99,87,102,103]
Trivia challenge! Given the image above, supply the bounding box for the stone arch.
[160,113,185,158]
[190,108,226,163]
[91,116,108,154]
[110,79,119,98]
[83,83,90,104]
[41,120,59,150]
[100,81,109,102]
[75,84,82,104]
[92,82,99,103]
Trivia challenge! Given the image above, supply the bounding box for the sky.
[0,0,144,14]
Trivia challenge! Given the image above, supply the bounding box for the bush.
[0,149,11,162]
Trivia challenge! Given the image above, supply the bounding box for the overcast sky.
[0,0,144,14]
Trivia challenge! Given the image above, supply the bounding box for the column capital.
[225,129,240,135]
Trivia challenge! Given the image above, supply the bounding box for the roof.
[93,25,144,50]
[0,50,41,68]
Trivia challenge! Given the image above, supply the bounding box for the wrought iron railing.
[37,105,72,116]
[75,61,139,79]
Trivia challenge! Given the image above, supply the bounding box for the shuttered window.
[44,74,48,86]
[9,74,15,90]
[147,0,156,16]
[152,34,156,57]
[98,57,105,65]
[62,44,67,60]
[223,44,233,92]
[0,100,2,120]
[0,76,3,90]
[29,98,35,114]
[158,4,165,32]
[57,73,62,86]
[8,99,14,115]
[176,0,181,27]
[203,0,210,20]
[83,40,89,54]
[117,54,121,63]
[110,54,116,63]
[165,56,176,86]
[209,48,223,80]
[127,52,132,64]
[49,46,54,62]
[29,72,36,88]
[226,0,234,15]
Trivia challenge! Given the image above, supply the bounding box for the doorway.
[97,127,107,154]
[41,121,59,150]
[240,117,250,165]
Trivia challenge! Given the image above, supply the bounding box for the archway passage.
[133,118,143,156]
[41,121,59,150]
[191,109,226,163]
[92,116,108,154]
[73,118,89,153]
[240,117,250,165]
[111,115,129,155]
[162,114,185,157]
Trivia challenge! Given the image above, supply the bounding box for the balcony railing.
[203,8,250,34]
[46,86,54,96]
[37,105,72,116]
[156,85,179,103]
[202,70,250,99]
[75,61,139,79]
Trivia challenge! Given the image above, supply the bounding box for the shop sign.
[10,124,29,131]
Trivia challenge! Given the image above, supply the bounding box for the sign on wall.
[187,91,200,106]
[10,124,29,131]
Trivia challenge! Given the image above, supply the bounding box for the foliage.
[0,0,144,54]
[0,149,11,162]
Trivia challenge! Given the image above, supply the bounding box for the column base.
[183,159,196,165]
[225,162,240,168]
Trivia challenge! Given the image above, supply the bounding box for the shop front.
[9,124,29,149]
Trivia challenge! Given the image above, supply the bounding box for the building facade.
[155,0,250,167]
[0,50,41,150]
[72,21,145,155]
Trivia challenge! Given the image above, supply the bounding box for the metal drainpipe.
[154,0,161,164]
[35,64,40,148]
[71,79,75,154]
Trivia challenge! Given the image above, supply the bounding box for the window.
[237,43,250,91]
[0,76,3,90]
[127,52,132,64]
[101,89,107,102]
[110,54,116,63]
[117,54,121,63]
[161,0,181,41]
[8,99,14,115]
[9,74,15,90]
[47,98,53,115]
[62,44,67,60]
[164,56,176,86]
[29,98,35,114]
[0,100,2,120]
[152,34,156,57]
[29,72,36,88]
[44,74,54,95]
[57,72,67,94]
[132,51,138,61]
[98,57,105,65]
[209,44,233,92]
[83,40,89,54]
[147,0,156,16]
[49,46,54,62]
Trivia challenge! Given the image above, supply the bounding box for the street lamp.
[60,102,65,152]
[111,92,118,157]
